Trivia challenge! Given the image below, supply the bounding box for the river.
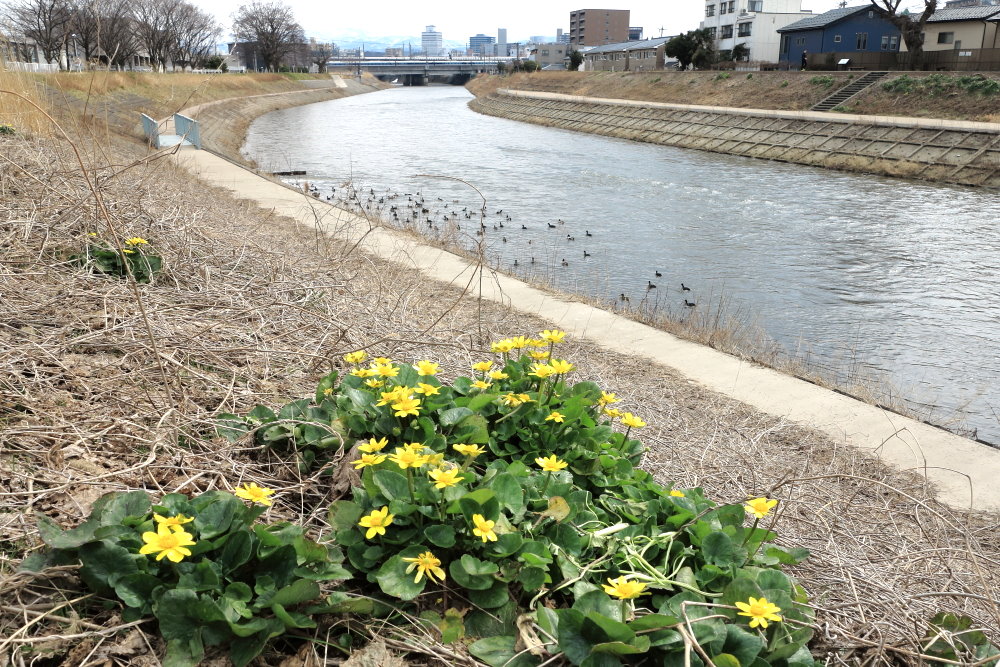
[243,84,1000,445]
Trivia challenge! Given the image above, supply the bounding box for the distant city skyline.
[197,0,883,46]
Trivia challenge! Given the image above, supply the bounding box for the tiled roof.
[927,6,1000,21]
[585,37,672,55]
[777,5,873,32]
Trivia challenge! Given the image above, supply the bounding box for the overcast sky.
[204,0,862,43]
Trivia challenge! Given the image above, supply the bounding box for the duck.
[684,299,696,307]
[583,250,591,258]
[585,230,593,237]
[681,283,691,291]
[655,271,662,277]
[647,281,656,289]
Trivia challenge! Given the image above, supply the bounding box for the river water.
[243,85,999,445]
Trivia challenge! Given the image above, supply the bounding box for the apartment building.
[569,9,631,46]
[700,0,812,63]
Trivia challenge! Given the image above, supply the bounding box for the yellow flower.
[153,513,194,531]
[598,391,619,406]
[452,443,487,458]
[603,407,622,418]
[472,360,494,372]
[415,360,439,376]
[343,350,367,364]
[138,523,196,563]
[428,467,463,489]
[471,513,498,542]
[501,393,531,407]
[549,359,574,374]
[376,386,411,406]
[358,506,394,539]
[491,339,515,354]
[545,411,565,423]
[364,378,384,389]
[670,489,686,498]
[351,368,375,378]
[488,370,509,380]
[358,437,389,453]
[122,248,135,254]
[403,442,427,453]
[540,329,566,343]
[620,413,646,429]
[510,335,531,349]
[372,357,393,365]
[391,395,421,417]
[528,338,547,348]
[414,382,441,396]
[323,387,334,396]
[125,237,149,246]
[528,350,550,361]
[471,380,492,390]
[736,596,782,629]
[744,497,778,519]
[602,576,648,600]
[389,447,428,470]
[233,483,275,506]
[426,452,445,467]
[87,232,97,237]
[535,454,568,472]
[374,363,399,378]
[529,364,555,379]
[402,550,446,583]
[351,453,387,469]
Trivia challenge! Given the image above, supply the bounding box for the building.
[422,25,444,56]
[583,37,672,71]
[469,33,495,55]
[556,28,570,43]
[569,9,631,46]
[629,26,644,40]
[945,0,999,7]
[701,0,813,63]
[776,6,901,67]
[531,42,569,68]
[918,6,1000,50]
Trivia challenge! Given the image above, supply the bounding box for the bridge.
[326,57,512,85]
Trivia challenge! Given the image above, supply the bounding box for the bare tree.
[131,0,183,70]
[4,0,73,68]
[869,0,938,68]
[69,0,135,66]
[232,0,303,71]
[309,37,331,73]
[171,3,219,68]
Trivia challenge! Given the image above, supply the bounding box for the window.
[748,0,763,11]
[880,35,889,50]
[795,37,805,46]
[706,4,716,16]
[541,49,549,56]
[707,27,718,39]
[868,10,874,17]
[937,31,954,44]
[729,2,736,13]
[834,34,842,43]
[780,35,789,53]
[721,24,734,38]
[890,35,898,49]
[856,32,868,49]
[738,22,752,37]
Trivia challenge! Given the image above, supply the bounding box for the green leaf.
[439,406,474,426]
[466,600,519,638]
[79,541,138,592]
[441,607,466,643]
[424,524,456,548]
[702,531,745,567]
[219,530,253,573]
[785,646,818,667]
[271,603,317,629]
[450,554,499,591]
[269,579,320,607]
[582,612,634,644]
[114,573,161,610]
[592,636,650,656]
[373,469,410,502]
[490,473,525,515]
[485,532,523,558]
[517,566,548,592]
[194,493,240,539]
[711,654,742,667]
[756,569,792,595]
[162,635,204,667]
[376,553,426,600]
[229,629,272,667]
[35,513,99,549]
[315,371,339,404]
[327,501,363,532]
[469,580,511,609]
[557,608,593,665]
[466,392,500,411]
[721,625,765,665]
[468,636,533,667]
[155,589,201,640]
[574,590,623,622]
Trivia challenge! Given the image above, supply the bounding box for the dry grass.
[0,81,998,665]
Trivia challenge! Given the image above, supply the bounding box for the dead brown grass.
[0,82,998,666]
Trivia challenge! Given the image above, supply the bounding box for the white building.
[700,0,813,63]
[421,25,444,56]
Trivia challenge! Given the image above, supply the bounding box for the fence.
[805,48,1000,71]
[3,61,59,73]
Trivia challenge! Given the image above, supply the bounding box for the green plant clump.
[220,334,817,666]
[21,488,352,666]
[73,235,163,283]
[0,123,15,135]
[882,73,999,97]
[714,72,732,81]
[808,75,834,88]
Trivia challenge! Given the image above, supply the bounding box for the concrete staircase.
[811,71,889,112]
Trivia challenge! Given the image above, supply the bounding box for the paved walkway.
[170,147,1000,513]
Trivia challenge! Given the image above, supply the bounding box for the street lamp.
[70,33,79,70]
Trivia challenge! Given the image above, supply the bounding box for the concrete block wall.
[469,90,1000,189]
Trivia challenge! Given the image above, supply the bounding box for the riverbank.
[467,71,1000,123]
[1,75,998,664]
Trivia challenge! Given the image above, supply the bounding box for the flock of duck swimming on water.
[302,180,697,309]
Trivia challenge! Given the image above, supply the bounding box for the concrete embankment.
[470,88,1000,188]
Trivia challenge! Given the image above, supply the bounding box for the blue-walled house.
[777,5,902,67]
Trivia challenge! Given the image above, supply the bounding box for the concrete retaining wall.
[469,89,1000,189]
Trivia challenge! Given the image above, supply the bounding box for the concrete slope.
[170,147,1000,513]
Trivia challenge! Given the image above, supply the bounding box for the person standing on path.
[801,49,808,70]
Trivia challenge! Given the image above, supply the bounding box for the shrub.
[714,72,732,81]
[808,75,834,88]
[0,123,15,135]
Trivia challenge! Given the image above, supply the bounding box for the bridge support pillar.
[403,74,426,86]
